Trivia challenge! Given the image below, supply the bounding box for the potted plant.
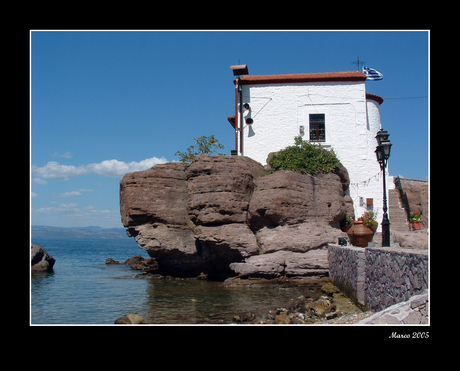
[340,213,354,232]
[347,220,374,247]
[410,211,422,230]
[360,210,378,234]
[346,211,379,247]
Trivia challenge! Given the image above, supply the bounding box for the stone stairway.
[388,189,410,231]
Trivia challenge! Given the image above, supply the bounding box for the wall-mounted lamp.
[245,118,254,125]
[243,103,251,111]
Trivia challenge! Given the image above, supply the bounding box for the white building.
[227,70,391,231]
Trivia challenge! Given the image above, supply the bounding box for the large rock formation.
[120,154,350,279]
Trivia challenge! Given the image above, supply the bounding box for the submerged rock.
[124,255,159,272]
[106,255,159,273]
[306,296,336,318]
[114,314,149,324]
[106,258,122,265]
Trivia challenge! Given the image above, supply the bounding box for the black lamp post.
[375,129,392,247]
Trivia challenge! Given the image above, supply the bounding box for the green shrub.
[269,136,340,174]
[175,135,225,164]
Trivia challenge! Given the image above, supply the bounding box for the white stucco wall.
[238,81,390,231]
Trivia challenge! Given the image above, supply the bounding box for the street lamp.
[375,129,392,247]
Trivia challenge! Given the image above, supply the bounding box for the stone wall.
[365,246,428,311]
[328,244,428,312]
[328,244,366,308]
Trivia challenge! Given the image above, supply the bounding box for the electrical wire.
[383,96,428,100]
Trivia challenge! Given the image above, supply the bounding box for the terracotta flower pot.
[347,220,374,247]
[368,221,378,234]
[412,222,421,230]
[365,222,378,242]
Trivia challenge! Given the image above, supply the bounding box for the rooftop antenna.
[351,56,366,71]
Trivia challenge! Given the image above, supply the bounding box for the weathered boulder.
[248,170,346,229]
[194,224,260,277]
[129,223,203,277]
[186,155,266,225]
[229,251,288,278]
[229,249,330,278]
[31,244,56,272]
[254,222,345,255]
[391,230,428,250]
[120,163,189,227]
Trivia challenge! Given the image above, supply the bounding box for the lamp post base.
[381,214,391,247]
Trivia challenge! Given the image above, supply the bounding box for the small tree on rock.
[175,135,225,164]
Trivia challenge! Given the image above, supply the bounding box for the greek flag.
[363,66,383,80]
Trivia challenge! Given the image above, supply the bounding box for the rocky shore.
[226,278,373,324]
[112,274,374,324]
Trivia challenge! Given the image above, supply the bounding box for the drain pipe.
[234,77,240,154]
[235,77,244,155]
[238,80,243,155]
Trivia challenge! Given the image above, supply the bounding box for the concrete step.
[388,188,409,231]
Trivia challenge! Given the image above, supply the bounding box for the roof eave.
[234,71,367,85]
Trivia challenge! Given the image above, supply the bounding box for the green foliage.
[269,136,340,174]
[359,210,378,228]
[409,211,422,223]
[175,135,225,164]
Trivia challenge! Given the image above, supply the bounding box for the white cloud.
[51,151,73,159]
[31,192,38,198]
[31,156,168,180]
[52,189,93,198]
[86,157,168,177]
[36,202,80,214]
[33,178,48,185]
[84,205,111,214]
[32,161,88,180]
[52,191,81,198]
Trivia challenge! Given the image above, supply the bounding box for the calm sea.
[31,237,322,325]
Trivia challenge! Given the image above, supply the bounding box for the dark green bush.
[269,136,340,174]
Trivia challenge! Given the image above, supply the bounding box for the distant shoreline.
[31,225,128,239]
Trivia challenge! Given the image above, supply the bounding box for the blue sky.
[31,30,429,228]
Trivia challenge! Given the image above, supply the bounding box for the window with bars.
[309,114,325,142]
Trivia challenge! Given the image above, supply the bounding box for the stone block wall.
[365,247,428,311]
[328,244,428,312]
[328,244,366,308]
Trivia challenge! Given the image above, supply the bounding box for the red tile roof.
[236,71,366,85]
[227,115,236,129]
[366,93,384,105]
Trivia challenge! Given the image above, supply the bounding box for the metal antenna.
[351,56,366,71]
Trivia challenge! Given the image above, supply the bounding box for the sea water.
[31,237,322,325]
